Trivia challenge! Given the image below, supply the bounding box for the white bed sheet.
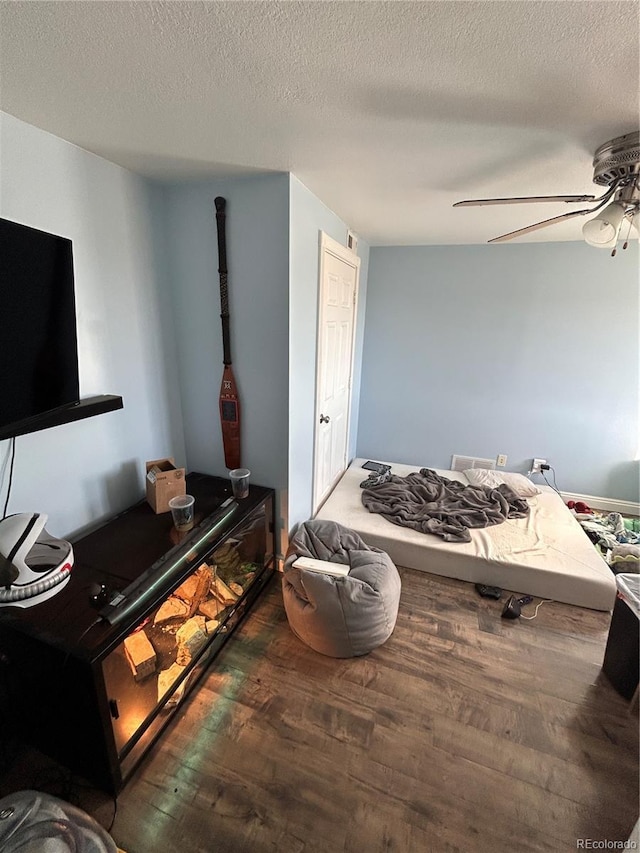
[315,458,616,611]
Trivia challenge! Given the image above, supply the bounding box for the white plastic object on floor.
[292,557,349,576]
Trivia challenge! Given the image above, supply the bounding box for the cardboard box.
[145,458,185,514]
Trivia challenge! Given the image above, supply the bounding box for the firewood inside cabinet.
[210,574,238,607]
[157,662,187,707]
[175,616,208,666]
[153,596,189,625]
[228,581,243,596]
[173,564,212,617]
[198,598,223,621]
[123,630,157,682]
[213,541,242,578]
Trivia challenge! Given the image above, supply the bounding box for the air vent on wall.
[451,455,496,472]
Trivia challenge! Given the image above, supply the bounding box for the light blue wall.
[0,113,186,537]
[288,176,370,529]
[0,115,366,553]
[161,175,290,546]
[358,242,639,502]
[159,174,369,548]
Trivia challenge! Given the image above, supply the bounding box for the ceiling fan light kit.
[454,131,640,256]
[582,201,626,248]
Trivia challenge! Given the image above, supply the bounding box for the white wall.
[288,175,369,529]
[358,241,639,501]
[0,113,186,537]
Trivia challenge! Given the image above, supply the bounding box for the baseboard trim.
[560,490,640,517]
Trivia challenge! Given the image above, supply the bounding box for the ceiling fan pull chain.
[622,211,635,250]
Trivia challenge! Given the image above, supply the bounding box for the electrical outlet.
[496,454,507,468]
[530,458,547,474]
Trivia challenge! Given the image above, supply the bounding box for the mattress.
[315,458,616,611]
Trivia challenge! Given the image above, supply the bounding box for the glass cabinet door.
[102,497,272,761]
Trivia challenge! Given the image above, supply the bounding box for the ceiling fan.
[454,131,640,255]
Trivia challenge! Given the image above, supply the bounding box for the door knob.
[319,414,330,424]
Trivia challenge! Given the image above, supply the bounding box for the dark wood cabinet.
[0,473,275,793]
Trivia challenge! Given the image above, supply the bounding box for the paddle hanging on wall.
[214,196,241,469]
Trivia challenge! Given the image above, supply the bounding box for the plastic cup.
[168,494,195,531]
[229,468,250,499]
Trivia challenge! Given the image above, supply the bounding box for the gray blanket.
[361,468,530,543]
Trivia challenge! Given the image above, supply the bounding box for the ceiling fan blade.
[487,209,592,243]
[453,195,596,207]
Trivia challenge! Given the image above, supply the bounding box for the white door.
[313,233,360,512]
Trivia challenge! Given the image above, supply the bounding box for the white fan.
[454,131,640,252]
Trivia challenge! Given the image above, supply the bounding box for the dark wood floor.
[3,568,638,852]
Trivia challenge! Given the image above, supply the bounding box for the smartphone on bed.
[362,461,391,474]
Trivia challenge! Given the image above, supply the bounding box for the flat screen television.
[0,217,122,441]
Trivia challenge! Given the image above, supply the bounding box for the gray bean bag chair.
[282,519,401,657]
[0,790,118,853]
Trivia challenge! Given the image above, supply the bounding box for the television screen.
[0,218,80,433]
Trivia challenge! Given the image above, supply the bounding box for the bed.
[315,458,617,611]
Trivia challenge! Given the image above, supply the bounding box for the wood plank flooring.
[2,568,638,852]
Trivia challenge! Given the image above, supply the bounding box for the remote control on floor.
[475,583,503,600]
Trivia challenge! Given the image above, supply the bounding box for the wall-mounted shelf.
[0,394,123,441]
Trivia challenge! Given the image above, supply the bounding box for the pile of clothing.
[572,508,640,573]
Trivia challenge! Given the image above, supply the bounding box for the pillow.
[463,468,542,498]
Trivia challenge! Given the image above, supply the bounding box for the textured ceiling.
[1,1,639,245]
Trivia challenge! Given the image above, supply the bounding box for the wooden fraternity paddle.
[214,196,241,469]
